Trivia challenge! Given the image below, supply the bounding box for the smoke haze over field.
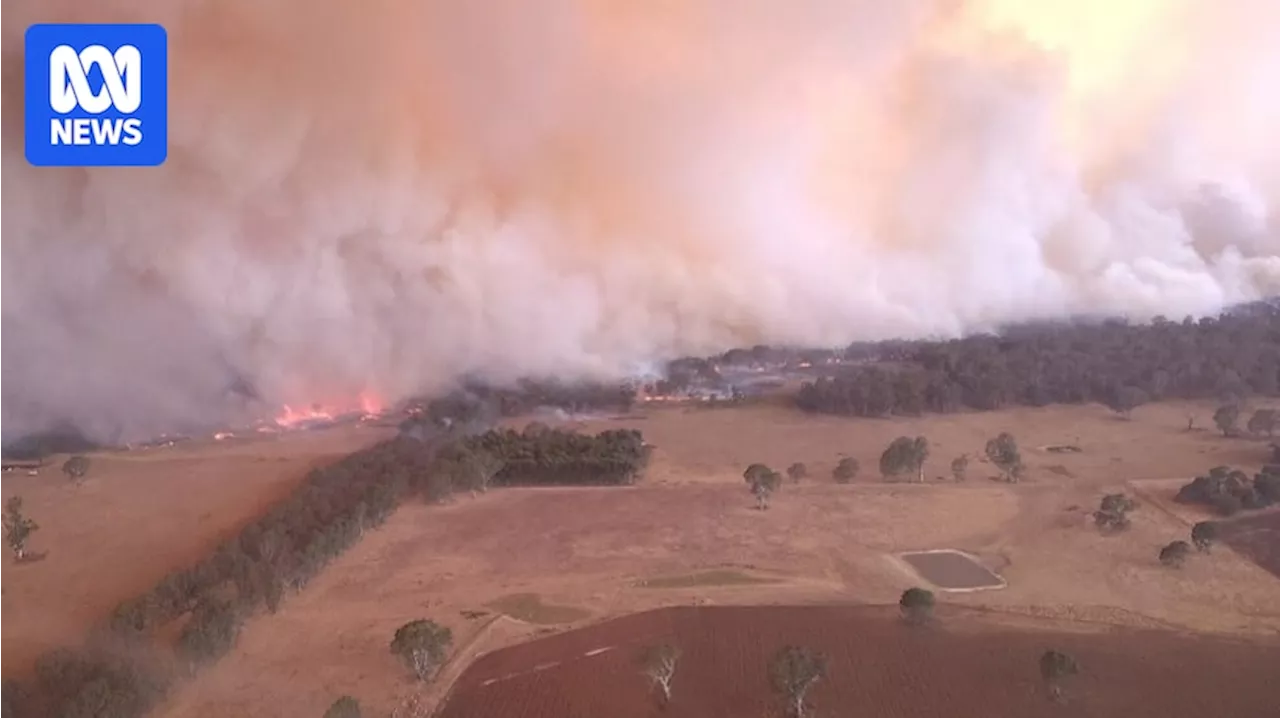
[3,0,1280,441]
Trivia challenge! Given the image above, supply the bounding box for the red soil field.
[1218,511,1280,580]
[438,606,1280,718]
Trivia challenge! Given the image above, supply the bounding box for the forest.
[795,305,1280,417]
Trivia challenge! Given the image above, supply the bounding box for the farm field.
[138,399,1280,718]
[438,605,1280,718]
[0,426,393,675]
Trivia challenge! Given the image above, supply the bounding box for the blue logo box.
[25,23,168,167]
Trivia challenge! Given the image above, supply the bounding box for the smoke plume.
[3,0,1279,441]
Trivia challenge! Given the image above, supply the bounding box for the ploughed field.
[439,605,1280,718]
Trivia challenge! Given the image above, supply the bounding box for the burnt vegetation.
[5,422,649,718]
[794,307,1280,417]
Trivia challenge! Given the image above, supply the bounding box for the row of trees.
[751,433,1025,507]
[404,380,638,431]
[795,306,1280,417]
[459,426,650,486]
[641,591,1079,715]
[1174,464,1280,516]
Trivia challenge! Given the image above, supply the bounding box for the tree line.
[795,306,1280,417]
[1174,464,1280,516]
[459,425,650,486]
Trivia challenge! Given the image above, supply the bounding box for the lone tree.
[390,619,452,681]
[1159,540,1192,568]
[1105,385,1148,420]
[832,457,859,484]
[1191,521,1219,552]
[949,454,969,482]
[2,497,39,562]
[879,436,929,483]
[61,455,90,482]
[1039,649,1079,702]
[640,644,681,705]
[323,696,362,718]
[899,587,936,625]
[786,462,808,484]
[1247,408,1276,437]
[770,645,828,718]
[984,433,1023,483]
[744,464,783,510]
[1213,404,1241,437]
[1093,493,1137,533]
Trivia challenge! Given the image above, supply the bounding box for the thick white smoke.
[3,0,1279,440]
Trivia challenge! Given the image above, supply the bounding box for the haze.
[3,0,1279,442]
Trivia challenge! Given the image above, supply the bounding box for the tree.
[1191,521,1218,552]
[324,696,361,718]
[2,497,39,562]
[984,433,1023,483]
[390,620,452,681]
[832,457,859,484]
[1213,404,1241,437]
[448,448,504,494]
[1093,493,1136,533]
[745,464,782,510]
[61,455,90,481]
[879,436,928,483]
[770,645,827,718]
[949,454,969,482]
[640,644,680,705]
[786,462,808,484]
[1159,540,1192,568]
[899,587,935,625]
[1105,385,1148,419]
[1247,408,1276,437]
[1039,649,1079,702]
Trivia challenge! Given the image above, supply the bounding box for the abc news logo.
[25,23,168,167]
[49,44,144,147]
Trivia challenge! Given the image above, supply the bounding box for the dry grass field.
[82,398,1272,717]
[0,427,393,675]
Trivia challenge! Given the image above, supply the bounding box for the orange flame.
[271,390,386,428]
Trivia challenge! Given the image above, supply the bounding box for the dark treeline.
[461,425,650,486]
[796,306,1280,417]
[1175,464,1280,517]
[417,379,636,421]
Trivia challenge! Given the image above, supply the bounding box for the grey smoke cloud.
[3,0,1279,441]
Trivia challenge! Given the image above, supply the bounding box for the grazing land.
[899,549,1006,590]
[439,605,1280,718]
[0,428,391,673]
[123,399,1280,718]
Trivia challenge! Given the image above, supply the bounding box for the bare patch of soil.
[1217,511,1280,580]
[486,593,591,625]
